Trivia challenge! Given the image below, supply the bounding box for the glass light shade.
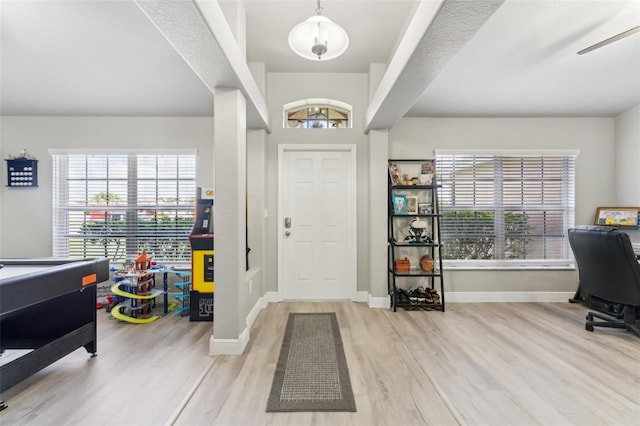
[288,15,349,61]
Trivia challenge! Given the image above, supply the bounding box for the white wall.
[0,113,622,297]
[389,117,615,292]
[0,116,214,258]
[615,104,640,206]
[264,72,369,294]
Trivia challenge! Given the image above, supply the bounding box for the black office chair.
[568,226,640,337]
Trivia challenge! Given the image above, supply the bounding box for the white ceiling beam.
[134,0,270,131]
[365,0,505,132]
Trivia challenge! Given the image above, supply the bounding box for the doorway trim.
[277,144,358,301]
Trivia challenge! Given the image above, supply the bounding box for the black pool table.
[0,258,109,394]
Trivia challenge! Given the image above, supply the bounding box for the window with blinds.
[51,152,196,264]
[435,150,577,267]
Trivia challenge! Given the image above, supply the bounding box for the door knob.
[285,231,291,237]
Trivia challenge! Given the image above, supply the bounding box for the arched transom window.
[283,98,352,129]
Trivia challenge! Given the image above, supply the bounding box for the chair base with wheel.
[585,306,640,337]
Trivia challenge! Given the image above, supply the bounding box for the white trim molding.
[210,326,249,355]
[368,295,391,309]
[246,296,267,329]
[48,148,198,155]
[356,291,390,309]
[355,291,369,303]
[445,291,575,303]
[264,291,280,303]
[211,293,273,356]
[434,148,580,157]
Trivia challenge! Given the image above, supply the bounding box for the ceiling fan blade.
[577,25,640,55]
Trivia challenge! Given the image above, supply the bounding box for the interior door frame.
[277,144,358,301]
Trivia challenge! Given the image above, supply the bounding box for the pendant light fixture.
[288,0,349,61]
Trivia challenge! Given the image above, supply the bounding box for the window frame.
[283,98,352,129]
[50,149,197,265]
[435,149,579,270]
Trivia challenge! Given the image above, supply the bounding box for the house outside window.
[51,150,196,264]
[283,98,352,129]
[435,150,578,268]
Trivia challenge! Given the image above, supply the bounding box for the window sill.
[442,261,576,271]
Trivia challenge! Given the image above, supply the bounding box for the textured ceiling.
[1,0,639,120]
[406,0,640,117]
[0,0,214,116]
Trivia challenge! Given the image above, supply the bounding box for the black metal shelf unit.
[388,159,445,312]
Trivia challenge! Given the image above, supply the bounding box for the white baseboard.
[368,295,390,308]
[241,291,572,313]
[210,326,249,355]
[445,291,575,303]
[355,291,390,309]
[263,291,279,303]
[355,291,368,303]
[246,296,267,329]
[210,292,279,356]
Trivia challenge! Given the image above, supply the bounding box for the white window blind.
[52,152,196,264]
[435,150,577,267]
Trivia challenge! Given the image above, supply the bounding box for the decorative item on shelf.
[420,254,434,272]
[418,203,433,214]
[5,149,38,188]
[394,258,411,273]
[288,0,349,61]
[5,148,34,160]
[404,219,432,244]
[420,161,436,185]
[393,194,408,215]
[406,196,418,214]
[419,174,432,185]
[388,163,401,185]
[421,161,436,175]
[595,206,639,227]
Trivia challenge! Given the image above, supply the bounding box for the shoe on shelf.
[408,288,421,303]
[400,288,416,304]
[415,286,434,303]
[395,288,410,305]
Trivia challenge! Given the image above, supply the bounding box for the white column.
[369,130,390,306]
[212,89,247,355]
[247,129,267,298]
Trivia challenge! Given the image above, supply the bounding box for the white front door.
[279,145,356,300]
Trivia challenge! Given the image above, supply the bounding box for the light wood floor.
[1,301,638,425]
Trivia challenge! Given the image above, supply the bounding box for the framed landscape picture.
[595,207,639,227]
